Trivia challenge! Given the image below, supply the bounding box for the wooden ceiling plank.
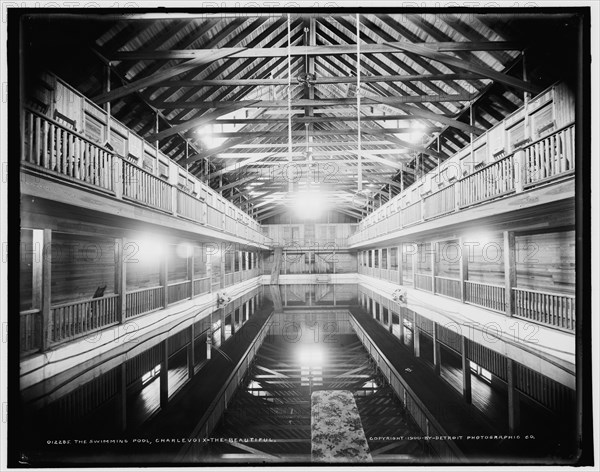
[155,18,295,114]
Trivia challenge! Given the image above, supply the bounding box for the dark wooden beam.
[160,72,485,88]
[111,41,522,61]
[154,94,474,110]
[147,101,260,141]
[385,42,541,94]
[93,49,246,104]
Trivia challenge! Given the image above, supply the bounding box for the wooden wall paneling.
[515,230,575,293]
[50,232,116,304]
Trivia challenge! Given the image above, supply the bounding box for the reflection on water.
[201,315,430,462]
[263,284,359,308]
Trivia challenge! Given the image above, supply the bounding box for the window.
[111,130,127,157]
[390,247,398,270]
[178,173,188,190]
[128,133,142,161]
[373,250,379,269]
[159,161,169,178]
[508,121,527,150]
[473,144,487,165]
[470,361,492,383]
[381,249,388,269]
[143,150,155,173]
[84,112,105,144]
[188,178,196,195]
[142,364,161,385]
[531,103,554,138]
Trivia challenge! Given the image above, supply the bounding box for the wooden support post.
[514,149,525,193]
[413,326,421,358]
[459,237,468,303]
[206,313,212,360]
[113,157,123,200]
[187,324,195,379]
[507,359,520,433]
[412,249,417,288]
[397,246,403,285]
[115,237,127,323]
[116,363,127,432]
[431,242,437,294]
[503,231,516,317]
[160,245,169,308]
[433,324,441,375]
[160,339,169,409]
[399,311,405,344]
[461,336,472,404]
[219,249,225,289]
[40,229,52,352]
[220,309,226,345]
[270,247,283,284]
[332,249,336,275]
[188,246,194,298]
[31,229,43,312]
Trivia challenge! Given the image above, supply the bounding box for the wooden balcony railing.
[168,280,191,304]
[224,273,234,287]
[414,273,433,292]
[193,277,211,296]
[20,309,41,354]
[226,215,237,234]
[465,280,506,313]
[423,186,455,220]
[402,201,422,226]
[524,124,575,187]
[207,205,224,230]
[177,189,205,224]
[349,124,574,247]
[123,161,172,213]
[459,154,514,208]
[24,108,114,192]
[361,263,575,333]
[126,286,164,319]
[50,294,120,344]
[513,287,575,331]
[434,276,461,300]
[22,109,270,249]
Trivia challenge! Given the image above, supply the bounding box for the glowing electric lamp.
[131,236,165,263]
[175,243,192,259]
[196,126,226,150]
[298,345,325,368]
[291,190,327,220]
[404,122,427,144]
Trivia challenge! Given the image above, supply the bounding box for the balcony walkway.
[23,301,275,466]
[347,305,578,462]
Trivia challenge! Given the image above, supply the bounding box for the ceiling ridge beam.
[110,41,523,61]
[154,94,473,110]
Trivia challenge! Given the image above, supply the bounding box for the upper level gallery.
[20,72,271,249]
[349,82,575,247]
